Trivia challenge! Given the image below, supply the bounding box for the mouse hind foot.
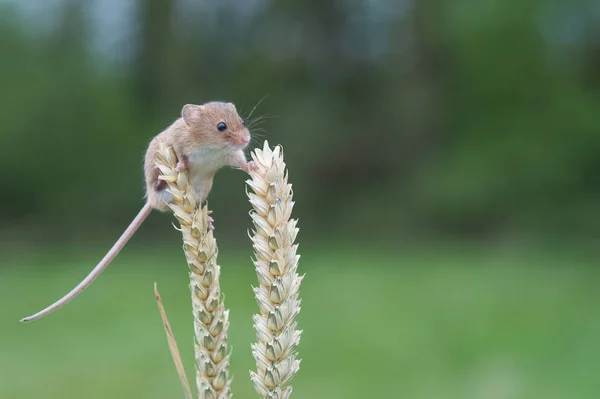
[154,179,167,191]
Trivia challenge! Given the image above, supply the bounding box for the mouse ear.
[182,104,203,125]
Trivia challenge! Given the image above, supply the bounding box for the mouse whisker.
[247,114,278,129]
[249,130,267,139]
[249,113,278,123]
[247,119,271,130]
[249,131,267,144]
[245,95,269,121]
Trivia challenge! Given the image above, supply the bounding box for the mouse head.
[182,102,250,150]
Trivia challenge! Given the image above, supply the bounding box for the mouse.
[21,101,256,322]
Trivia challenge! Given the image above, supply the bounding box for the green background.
[1,0,599,398]
[4,247,600,398]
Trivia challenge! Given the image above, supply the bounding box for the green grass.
[1,246,599,398]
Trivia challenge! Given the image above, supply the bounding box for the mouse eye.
[241,119,246,127]
[217,122,227,132]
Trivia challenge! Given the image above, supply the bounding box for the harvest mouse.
[21,101,256,322]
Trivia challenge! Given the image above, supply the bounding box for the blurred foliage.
[0,0,599,241]
[2,3,600,397]
[3,247,600,398]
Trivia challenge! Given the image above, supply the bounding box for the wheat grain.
[247,141,302,399]
[155,142,232,399]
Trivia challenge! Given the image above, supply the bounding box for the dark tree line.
[1,0,599,241]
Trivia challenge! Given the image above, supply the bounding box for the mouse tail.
[20,202,154,322]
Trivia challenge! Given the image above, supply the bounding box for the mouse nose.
[241,136,250,145]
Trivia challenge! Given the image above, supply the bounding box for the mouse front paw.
[175,157,189,172]
[241,161,258,173]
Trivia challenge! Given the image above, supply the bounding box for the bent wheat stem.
[154,283,194,399]
[247,141,302,399]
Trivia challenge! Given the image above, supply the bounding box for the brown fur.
[21,101,255,322]
[144,101,252,211]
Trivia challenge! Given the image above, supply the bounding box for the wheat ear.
[247,141,303,399]
[155,142,232,399]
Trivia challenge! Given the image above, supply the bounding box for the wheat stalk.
[154,283,194,399]
[247,141,303,399]
[155,142,232,399]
